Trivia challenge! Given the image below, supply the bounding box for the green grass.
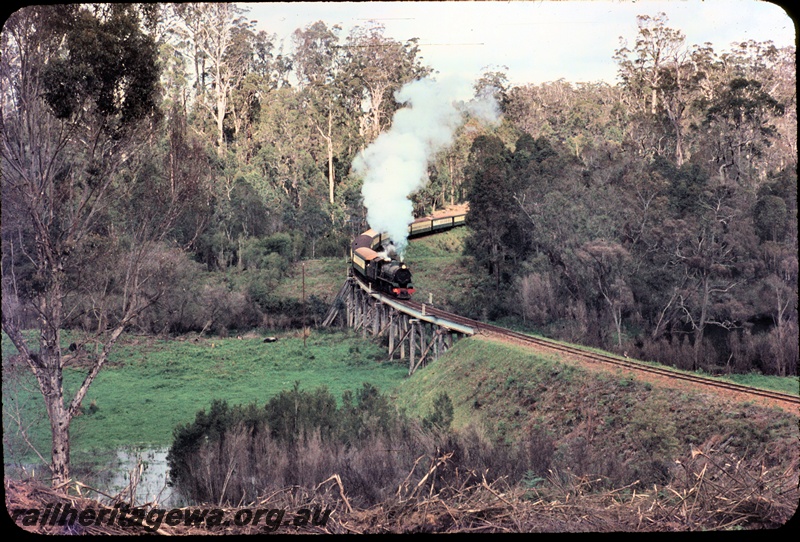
[721,372,800,396]
[403,227,475,310]
[395,336,575,433]
[2,330,408,466]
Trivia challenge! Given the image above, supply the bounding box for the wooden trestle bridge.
[322,276,474,375]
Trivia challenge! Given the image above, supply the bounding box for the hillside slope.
[395,335,799,491]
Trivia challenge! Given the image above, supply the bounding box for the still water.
[100,447,182,508]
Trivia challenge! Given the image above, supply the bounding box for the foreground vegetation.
[162,335,798,528]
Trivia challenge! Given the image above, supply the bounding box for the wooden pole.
[400,316,407,360]
[389,312,395,357]
[409,320,417,375]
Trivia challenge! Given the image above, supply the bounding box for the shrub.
[167,384,547,507]
[265,382,339,443]
[238,233,297,274]
[423,392,454,431]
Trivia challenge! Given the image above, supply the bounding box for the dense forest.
[2,2,796,426]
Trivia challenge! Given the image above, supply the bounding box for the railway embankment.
[396,336,799,497]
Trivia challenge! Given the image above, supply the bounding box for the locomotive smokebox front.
[380,261,411,286]
[394,263,412,286]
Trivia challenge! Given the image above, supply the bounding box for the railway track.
[404,300,800,413]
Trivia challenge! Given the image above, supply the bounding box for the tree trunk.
[599,280,624,349]
[650,88,656,115]
[367,81,387,142]
[41,268,72,484]
[216,89,226,158]
[327,108,335,204]
[47,390,71,486]
[675,127,684,166]
[4,285,75,486]
[448,156,455,205]
[693,275,711,371]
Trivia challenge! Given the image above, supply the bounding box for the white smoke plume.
[352,76,501,258]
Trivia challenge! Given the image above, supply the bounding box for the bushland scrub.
[2,330,406,468]
[166,383,546,508]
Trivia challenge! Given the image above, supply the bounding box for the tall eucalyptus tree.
[292,21,347,205]
[172,3,252,159]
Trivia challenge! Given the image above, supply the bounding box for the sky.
[241,0,796,87]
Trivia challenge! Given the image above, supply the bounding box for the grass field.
[2,330,408,467]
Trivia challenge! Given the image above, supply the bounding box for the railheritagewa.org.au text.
[11,503,332,532]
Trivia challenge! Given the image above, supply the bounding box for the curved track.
[403,299,800,413]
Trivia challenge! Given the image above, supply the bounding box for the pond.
[5,446,185,508]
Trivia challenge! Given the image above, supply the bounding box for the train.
[350,228,415,299]
[349,208,468,299]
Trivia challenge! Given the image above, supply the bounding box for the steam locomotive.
[350,229,415,299]
[349,208,467,299]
